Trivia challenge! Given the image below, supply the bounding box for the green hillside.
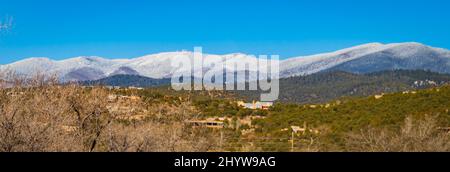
[250,85,450,151]
[234,70,450,104]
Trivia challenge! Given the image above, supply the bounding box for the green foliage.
[82,74,171,88]
[234,70,450,104]
[254,85,450,150]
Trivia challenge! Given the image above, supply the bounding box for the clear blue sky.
[0,0,449,64]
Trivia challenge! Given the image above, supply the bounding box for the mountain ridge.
[1,42,449,81]
[234,69,450,103]
[78,69,450,104]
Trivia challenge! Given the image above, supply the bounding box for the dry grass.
[1,71,447,152]
[345,115,450,152]
[0,72,218,152]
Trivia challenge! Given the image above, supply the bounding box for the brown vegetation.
[345,115,449,152]
[0,73,218,152]
[0,72,448,152]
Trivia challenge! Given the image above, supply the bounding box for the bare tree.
[345,115,450,152]
[0,71,219,152]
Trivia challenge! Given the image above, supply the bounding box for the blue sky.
[0,0,449,64]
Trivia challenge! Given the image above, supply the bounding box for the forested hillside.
[234,70,450,103]
[250,85,450,151]
[82,74,171,87]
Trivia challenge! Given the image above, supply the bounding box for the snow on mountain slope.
[0,57,56,75]
[325,42,450,74]
[280,42,450,77]
[0,51,273,81]
[280,43,385,75]
[1,42,449,81]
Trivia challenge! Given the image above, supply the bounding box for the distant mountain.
[233,70,450,104]
[65,67,106,81]
[0,52,271,81]
[81,70,450,104]
[1,42,449,81]
[280,42,450,77]
[109,66,140,76]
[82,75,171,88]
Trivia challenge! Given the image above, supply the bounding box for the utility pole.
[219,130,223,150]
[291,131,294,152]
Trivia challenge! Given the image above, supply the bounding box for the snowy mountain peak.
[73,56,106,61]
[280,42,450,77]
[14,57,52,64]
[388,42,425,47]
[1,42,449,81]
[344,42,384,50]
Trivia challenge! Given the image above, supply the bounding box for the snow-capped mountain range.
[1,42,449,81]
[281,42,450,77]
